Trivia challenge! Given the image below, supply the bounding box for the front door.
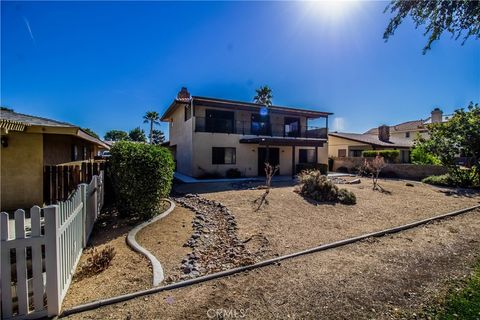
[258,147,280,176]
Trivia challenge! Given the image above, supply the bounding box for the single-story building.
[0,108,109,210]
[328,108,451,163]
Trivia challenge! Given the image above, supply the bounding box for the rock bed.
[172,194,256,280]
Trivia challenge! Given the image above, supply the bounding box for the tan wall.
[169,104,194,176]
[1,131,44,210]
[328,135,372,158]
[389,130,429,143]
[192,132,328,177]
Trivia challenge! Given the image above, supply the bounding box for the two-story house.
[161,88,332,178]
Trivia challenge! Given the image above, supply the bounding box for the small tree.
[364,155,387,192]
[143,111,161,144]
[254,162,279,211]
[151,129,165,145]
[253,86,273,106]
[128,127,147,142]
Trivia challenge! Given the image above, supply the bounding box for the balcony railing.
[195,117,327,139]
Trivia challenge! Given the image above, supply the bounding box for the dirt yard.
[64,207,480,319]
[62,179,480,318]
[199,179,480,258]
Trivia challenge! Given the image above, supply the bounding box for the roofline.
[160,95,333,121]
[328,132,411,148]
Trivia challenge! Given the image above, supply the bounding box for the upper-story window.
[205,109,235,133]
[284,117,300,137]
[405,132,410,138]
[251,113,270,135]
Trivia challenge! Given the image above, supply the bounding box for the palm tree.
[143,111,160,144]
[253,86,273,106]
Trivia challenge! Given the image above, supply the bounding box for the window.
[205,109,234,133]
[284,117,300,137]
[251,113,270,135]
[212,147,236,164]
[299,149,316,163]
[351,150,363,157]
[185,104,192,121]
[71,145,78,161]
[405,132,410,138]
[338,149,347,157]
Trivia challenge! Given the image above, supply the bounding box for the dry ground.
[136,206,194,281]
[199,179,480,258]
[64,208,480,319]
[62,180,480,318]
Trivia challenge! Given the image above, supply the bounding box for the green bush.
[422,174,452,187]
[362,150,399,162]
[337,189,357,205]
[411,144,441,165]
[296,163,328,174]
[109,141,174,219]
[297,170,356,205]
[422,167,480,188]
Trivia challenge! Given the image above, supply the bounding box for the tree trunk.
[149,121,153,144]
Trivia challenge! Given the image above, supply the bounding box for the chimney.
[176,87,191,102]
[431,107,443,123]
[378,125,390,142]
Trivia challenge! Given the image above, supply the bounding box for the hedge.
[362,150,400,162]
[108,141,174,219]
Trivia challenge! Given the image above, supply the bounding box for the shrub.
[76,246,116,280]
[423,168,480,188]
[226,168,242,178]
[337,189,357,205]
[411,144,441,165]
[362,150,399,162]
[297,170,356,205]
[109,141,174,219]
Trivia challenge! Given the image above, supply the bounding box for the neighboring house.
[328,108,451,163]
[161,88,332,178]
[0,109,109,210]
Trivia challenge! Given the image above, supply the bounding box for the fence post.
[79,184,87,247]
[93,175,98,220]
[45,205,61,317]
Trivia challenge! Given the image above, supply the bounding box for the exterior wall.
[328,135,373,158]
[192,132,328,177]
[169,104,194,176]
[43,134,97,165]
[1,131,44,210]
[389,130,429,143]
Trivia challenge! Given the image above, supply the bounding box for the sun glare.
[306,0,357,22]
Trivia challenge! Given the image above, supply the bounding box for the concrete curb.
[126,199,176,286]
[62,203,480,317]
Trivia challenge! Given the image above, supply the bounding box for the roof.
[329,132,413,148]
[161,95,332,121]
[0,109,108,148]
[365,115,452,134]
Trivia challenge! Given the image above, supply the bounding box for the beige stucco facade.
[328,135,373,158]
[167,103,328,178]
[0,126,106,210]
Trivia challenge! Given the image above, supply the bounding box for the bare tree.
[254,162,279,211]
[363,155,387,192]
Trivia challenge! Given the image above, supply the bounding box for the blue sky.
[2,1,479,139]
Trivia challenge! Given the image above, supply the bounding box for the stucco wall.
[328,135,372,158]
[1,131,44,210]
[169,104,194,176]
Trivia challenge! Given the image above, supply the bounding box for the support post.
[45,205,61,317]
[315,145,319,167]
[292,145,296,178]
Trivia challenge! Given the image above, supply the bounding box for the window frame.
[212,147,236,165]
[299,149,316,164]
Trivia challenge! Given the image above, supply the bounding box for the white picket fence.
[0,172,104,319]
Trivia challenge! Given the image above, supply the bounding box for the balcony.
[195,117,327,139]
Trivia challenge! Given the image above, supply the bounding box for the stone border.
[126,199,176,286]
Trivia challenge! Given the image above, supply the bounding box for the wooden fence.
[43,161,105,204]
[1,172,104,319]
